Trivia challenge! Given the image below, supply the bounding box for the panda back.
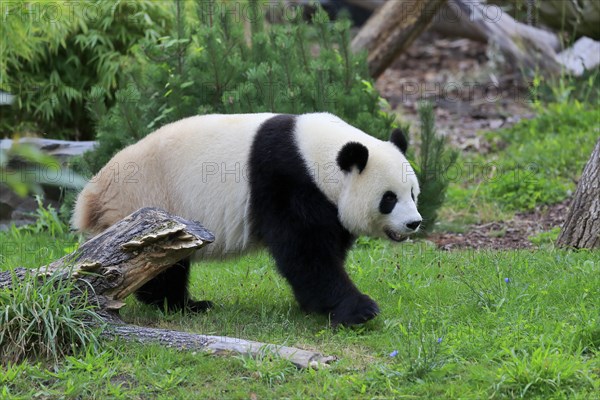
[72,113,276,258]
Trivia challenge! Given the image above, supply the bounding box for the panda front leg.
[134,257,214,312]
[267,237,380,326]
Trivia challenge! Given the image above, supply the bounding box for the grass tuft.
[0,269,104,365]
[236,347,299,387]
[493,347,596,398]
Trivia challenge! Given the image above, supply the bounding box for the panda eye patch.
[411,188,415,201]
[379,191,397,214]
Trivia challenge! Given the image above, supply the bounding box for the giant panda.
[72,113,422,326]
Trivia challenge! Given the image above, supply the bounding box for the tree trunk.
[0,207,335,368]
[351,0,447,78]
[556,139,600,249]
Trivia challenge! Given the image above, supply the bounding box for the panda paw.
[331,293,379,326]
[185,299,215,313]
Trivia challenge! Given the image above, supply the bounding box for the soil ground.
[430,201,569,250]
[376,31,566,250]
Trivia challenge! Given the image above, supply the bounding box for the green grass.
[1,227,598,399]
[1,85,599,398]
[442,100,598,223]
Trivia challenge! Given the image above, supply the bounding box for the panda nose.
[406,220,422,231]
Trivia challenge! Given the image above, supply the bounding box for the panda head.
[336,128,422,242]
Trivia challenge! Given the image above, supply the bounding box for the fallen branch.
[0,207,336,369]
[105,325,336,369]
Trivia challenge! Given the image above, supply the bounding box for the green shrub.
[528,227,561,247]
[531,68,599,105]
[1,1,170,139]
[485,171,569,211]
[494,347,596,398]
[77,0,396,175]
[414,102,458,233]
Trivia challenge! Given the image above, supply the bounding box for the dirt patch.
[376,31,535,153]
[430,200,569,250]
[377,31,568,250]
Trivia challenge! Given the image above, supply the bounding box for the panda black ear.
[390,128,408,154]
[337,142,369,174]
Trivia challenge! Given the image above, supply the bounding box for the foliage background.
[1,0,170,139]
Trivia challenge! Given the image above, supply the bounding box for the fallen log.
[434,0,560,51]
[350,0,447,78]
[443,0,561,75]
[0,207,215,307]
[0,207,336,369]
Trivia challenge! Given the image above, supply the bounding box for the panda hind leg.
[134,257,214,312]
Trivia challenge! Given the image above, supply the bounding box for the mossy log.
[0,207,335,369]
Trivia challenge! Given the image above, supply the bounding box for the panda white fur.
[72,113,422,325]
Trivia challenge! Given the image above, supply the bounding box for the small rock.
[489,119,504,130]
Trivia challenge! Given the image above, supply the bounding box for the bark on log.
[556,139,600,249]
[0,207,336,368]
[350,0,448,78]
[0,207,215,307]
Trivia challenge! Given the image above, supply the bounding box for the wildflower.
[389,350,398,357]
[437,337,443,344]
[504,278,510,283]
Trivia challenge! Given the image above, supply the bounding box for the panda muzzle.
[384,228,409,242]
